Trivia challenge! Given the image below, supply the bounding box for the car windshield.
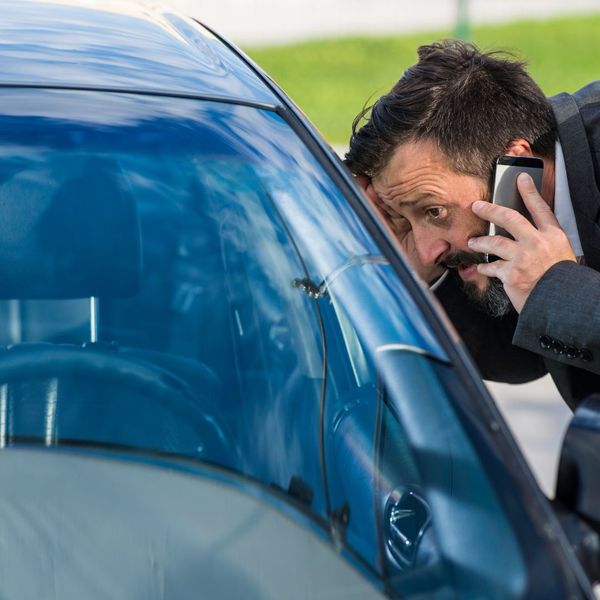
[0,90,347,504]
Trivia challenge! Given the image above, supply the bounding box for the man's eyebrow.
[393,199,419,207]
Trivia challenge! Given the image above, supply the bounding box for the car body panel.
[0,0,278,106]
[0,447,383,599]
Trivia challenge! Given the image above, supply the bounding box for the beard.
[444,250,513,318]
[462,275,513,317]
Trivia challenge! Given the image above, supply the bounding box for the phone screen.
[490,156,544,238]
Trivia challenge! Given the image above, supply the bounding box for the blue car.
[0,1,597,598]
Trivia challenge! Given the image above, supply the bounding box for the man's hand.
[355,175,445,284]
[468,173,577,312]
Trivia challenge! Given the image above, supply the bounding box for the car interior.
[0,155,237,467]
[0,140,330,507]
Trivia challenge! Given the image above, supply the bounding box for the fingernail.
[472,200,485,211]
[467,238,475,247]
[518,172,532,185]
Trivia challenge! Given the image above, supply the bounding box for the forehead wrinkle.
[375,165,450,204]
[378,180,448,205]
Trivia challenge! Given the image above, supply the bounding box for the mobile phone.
[489,155,544,238]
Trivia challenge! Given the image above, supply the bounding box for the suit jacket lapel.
[551,91,600,270]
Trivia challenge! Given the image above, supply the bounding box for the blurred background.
[161,0,599,495]
[168,0,600,148]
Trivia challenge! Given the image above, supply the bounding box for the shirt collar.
[554,141,584,258]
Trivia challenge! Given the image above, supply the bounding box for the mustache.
[443,250,487,269]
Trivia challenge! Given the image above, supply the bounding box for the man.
[345,40,600,409]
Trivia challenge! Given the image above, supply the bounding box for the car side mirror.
[555,394,600,582]
[556,394,600,525]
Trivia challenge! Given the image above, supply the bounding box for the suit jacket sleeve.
[435,273,547,383]
[514,260,600,375]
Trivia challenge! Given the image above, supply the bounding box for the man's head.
[346,41,557,316]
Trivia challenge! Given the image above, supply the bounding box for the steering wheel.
[0,343,238,468]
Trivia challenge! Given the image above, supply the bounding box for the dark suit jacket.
[437,82,600,410]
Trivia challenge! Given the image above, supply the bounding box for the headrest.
[0,157,142,299]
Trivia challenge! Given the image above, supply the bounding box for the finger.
[356,176,381,208]
[364,183,380,205]
[472,200,533,240]
[516,172,557,231]
[476,260,507,279]
[467,234,516,260]
[387,218,408,238]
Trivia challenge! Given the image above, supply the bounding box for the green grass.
[244,14,600,145]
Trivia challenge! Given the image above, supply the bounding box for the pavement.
[487,376,570,497]
[156,0,587,496]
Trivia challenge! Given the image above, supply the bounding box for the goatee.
[461,274,513,317]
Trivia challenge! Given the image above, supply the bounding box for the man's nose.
[414,234,450,267]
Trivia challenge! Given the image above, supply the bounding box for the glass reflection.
[0,1,275,103]
[0,91,339,519]
[320,262,525,596]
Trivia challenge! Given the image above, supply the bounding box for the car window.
[318,263,528,598]
[0,89,328,516]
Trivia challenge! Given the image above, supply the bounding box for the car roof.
[0,0,279,107]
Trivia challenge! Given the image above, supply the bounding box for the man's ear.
[504,139,533,157]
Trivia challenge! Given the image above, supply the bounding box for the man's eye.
[426,207,445,219]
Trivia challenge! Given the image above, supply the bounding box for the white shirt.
[553,141,584,259]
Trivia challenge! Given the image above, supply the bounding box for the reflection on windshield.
[0,91,343,518]
[0,448,383,599]
[0,2,276,102]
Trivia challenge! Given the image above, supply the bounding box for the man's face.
[371,139,511,316]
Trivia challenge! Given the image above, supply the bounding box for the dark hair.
[345,40,556,182]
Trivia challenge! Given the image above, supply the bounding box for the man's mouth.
[457,262,479,280]
[443,250,486,282]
